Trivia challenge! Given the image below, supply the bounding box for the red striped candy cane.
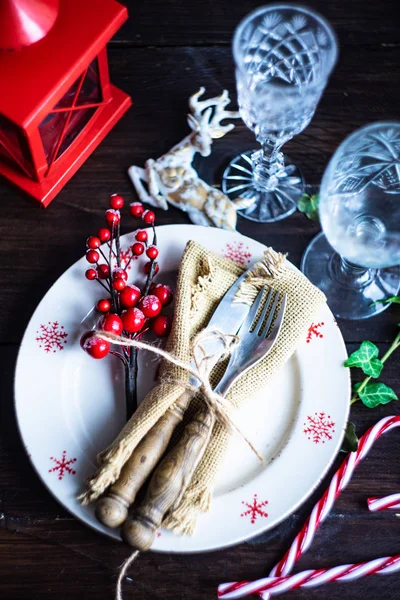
[368,494,400,512]
[218,415,400,599]
[218,555,400,598]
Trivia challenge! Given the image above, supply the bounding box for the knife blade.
[186,268,250,386]
[95,266,252,529]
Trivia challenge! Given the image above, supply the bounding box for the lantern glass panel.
[0,114,34,177]
[39,58,102,167]
[56,107,97,159]
[77,59,102,106]
[39,111,69,163]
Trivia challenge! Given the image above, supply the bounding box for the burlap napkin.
[80,240,326,534]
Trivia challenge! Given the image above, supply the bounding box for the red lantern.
[0,0,132,207]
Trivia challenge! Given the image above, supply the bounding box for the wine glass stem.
[330,254,375,288]
[252,136,284,191]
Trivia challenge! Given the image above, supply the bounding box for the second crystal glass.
[222,4,338,222]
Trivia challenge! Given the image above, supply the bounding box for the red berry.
[146,245,159,260]
[98,313,123,336]
[121,307,145,333]
[142,209,155,224]
[81,331,110,359]
[85,268,97,280]
[113,278,126,291]
[105,209,120,227]
[132,242,145,256]
[149,282,156,293]
[80,331,93,349]
[129,202,144,218]
[86,236,101,249]
[109,194,124,210]
[113,267,128,281]
[135,229,148,242]
[86,249,99,264]
[96,298,111,313]
[138,294,161,318]
[119,285,141,308]
[144,261,159,275]
[151,315,171,337]
[97,264,110,279]
[98,228,111,242]
[153,283,173,306]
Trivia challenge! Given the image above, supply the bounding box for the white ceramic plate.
[15,225,350,553]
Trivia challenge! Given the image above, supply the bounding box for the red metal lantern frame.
[0,0,132,207]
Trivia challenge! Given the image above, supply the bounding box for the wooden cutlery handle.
[95,390,192,529]
[122,408,214,551]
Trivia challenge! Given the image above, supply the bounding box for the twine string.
[116,551,140,600]
[98,327,263,461]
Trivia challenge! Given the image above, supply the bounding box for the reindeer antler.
[188,88,240,139]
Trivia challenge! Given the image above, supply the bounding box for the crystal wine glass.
[301,122,400,320]
[222,4,338,222]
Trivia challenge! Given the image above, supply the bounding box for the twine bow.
[98,327,263,461]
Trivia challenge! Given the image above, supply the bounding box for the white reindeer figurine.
[128,88,253,230]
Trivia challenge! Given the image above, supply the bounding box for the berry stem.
[125,346,138,418]
[116,222,121,268]
[143,261,158,296]
[152,223,157,247]
[110,351,128,366]
[143,224,158,296]
[108,224,118,313]
[124,254,134,272]
[98,247,110,265]
[96,279,111,293]
[106,242,118,260]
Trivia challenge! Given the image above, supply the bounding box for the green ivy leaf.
[355,381,398,408]
[297,194,320,222]
[341,421,359,453]
[370,295,400,306]
[344,341,384,377]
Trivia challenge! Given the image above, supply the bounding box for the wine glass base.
[222,150,304,223]
[301,232,400,320]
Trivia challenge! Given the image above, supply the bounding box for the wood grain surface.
[1,1,399,598]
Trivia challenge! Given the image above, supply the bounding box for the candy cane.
[368,494,400,512]
[218,415,400,599]
[218,555,400,598]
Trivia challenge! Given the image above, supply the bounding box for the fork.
[213,286,287,399]
[122,287,287,551]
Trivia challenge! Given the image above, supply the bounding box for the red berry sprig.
[81,196,173,419]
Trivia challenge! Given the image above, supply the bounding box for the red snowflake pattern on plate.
[303,412,335,444]
[306,321,324,343]
[241,494,269,523]
[222,241,252,266]
[48,451,77,480]
[120,247,139,270]
[36,321,68,353]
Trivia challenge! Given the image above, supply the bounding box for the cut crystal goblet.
[302,121,400,320]
[222,4,338,223]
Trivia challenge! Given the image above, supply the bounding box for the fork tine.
[255,288,274,335]
[238,287,266,337]
[260,292,281,337]
[264,293,287,340]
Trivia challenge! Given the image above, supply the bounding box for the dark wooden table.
[1,1,399,598]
